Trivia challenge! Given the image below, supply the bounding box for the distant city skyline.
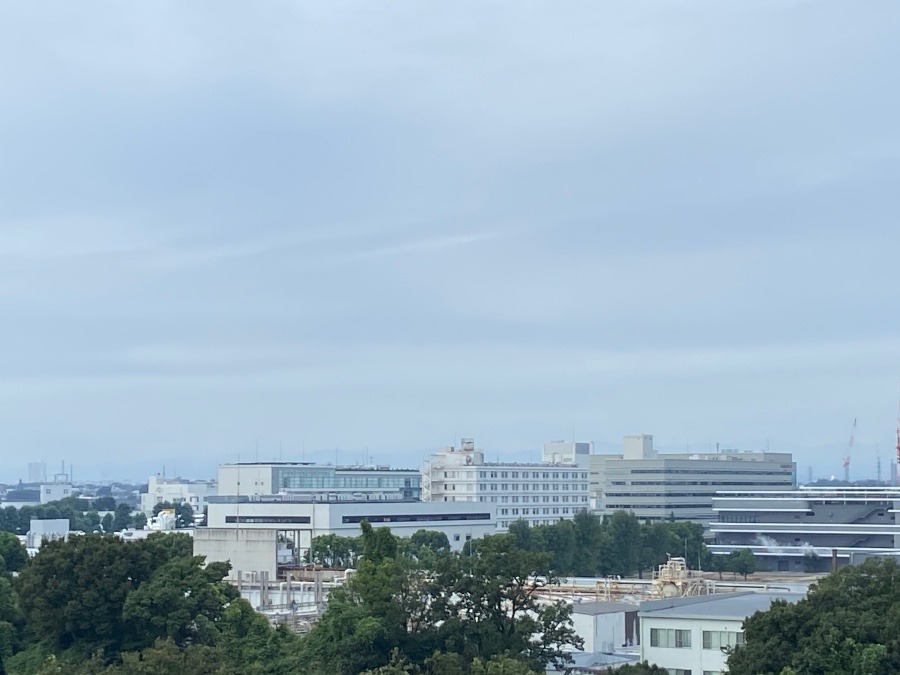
[1,3,898,484]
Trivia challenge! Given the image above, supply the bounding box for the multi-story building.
[27,462,47,483]
[217,462,421,501]
[709,486,900,571]
[40,472,74,504]
[139,475,218,517]
[638,592,803,675]
[591,435,796,523]
[195,459,492,580]
[422,438,590,528]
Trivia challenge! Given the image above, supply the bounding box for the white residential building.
[422,438,590,529]
[638,592,803,675]
[139,475,217,517]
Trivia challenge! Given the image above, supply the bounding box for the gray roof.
[572,600,639,616]
[639,591,804,621]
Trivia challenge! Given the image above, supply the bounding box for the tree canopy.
[727,557,900,675]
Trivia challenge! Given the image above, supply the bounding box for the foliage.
[504,511,711,578]
[306,534,361,568]
[300,528,581,675]
[0,534,27,573]
[121,557,237,648]
[610,662,668,674]
[727,557,900,675]
[0,498,135,536]
[727,548,757,580]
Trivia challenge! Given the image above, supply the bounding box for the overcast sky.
[1,1,899,483]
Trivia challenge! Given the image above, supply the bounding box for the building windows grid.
[650,628,691,648]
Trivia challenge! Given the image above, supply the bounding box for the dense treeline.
[0,498,145,535]
[0,523,580,674]
[0,532,304,674]
[309,510,757,580]
[727,557,900,674]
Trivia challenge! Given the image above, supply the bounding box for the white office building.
[40,473,74,504]
[709,486,900,571]
[139,475,218,517]
[589,436,796,523]
[422,438,590,529]
[197,497,497,580]
[639,592,803,675]
[217,462,421,501]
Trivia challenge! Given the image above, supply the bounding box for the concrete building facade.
[140,475,218,517]
[709,486,900,571]
[639,592,803,675]
[422,439,590,528]
[589,436,796,522]
[217,462,421,501]
[197,497,497,579]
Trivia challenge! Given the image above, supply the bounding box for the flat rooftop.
[639,591,804,621]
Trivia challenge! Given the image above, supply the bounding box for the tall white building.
[422,438,590,528]
[27,462,47,483]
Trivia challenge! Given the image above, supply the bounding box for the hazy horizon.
[2,2,899,484]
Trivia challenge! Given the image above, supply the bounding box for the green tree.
[0,575,23,663]
[100,514,114,533]
[571,511,603,576]
[15,535,155,656]
[802,551,820,573]
[307,534,360,568]
[409,530,450,557]
[0,533,28,573]
[610,662,668,674]
[112,504,132,532]
[601,511,641,576]
[728,548,757,580]
[92,497,117,512]
[121,557,237,649]
[132,513,147,530]
[727,558,900,675]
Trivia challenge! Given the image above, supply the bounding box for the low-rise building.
[709,486,900,571]
[639,592,803,675]
[196,497,497,580]
[139,475,217,517]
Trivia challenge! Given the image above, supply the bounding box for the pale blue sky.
[1,1,898,483]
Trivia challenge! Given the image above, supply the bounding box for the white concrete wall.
[640,615,744,675]
[206,499,498,563]
[39,483,72,504]
[217,465,273,496]
[572,612,628,652]
[194,527,278,580]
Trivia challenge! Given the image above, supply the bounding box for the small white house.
[638,592,804,675]
[571,601,639,652]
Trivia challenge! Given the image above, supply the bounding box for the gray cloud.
[0,1,898,482]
